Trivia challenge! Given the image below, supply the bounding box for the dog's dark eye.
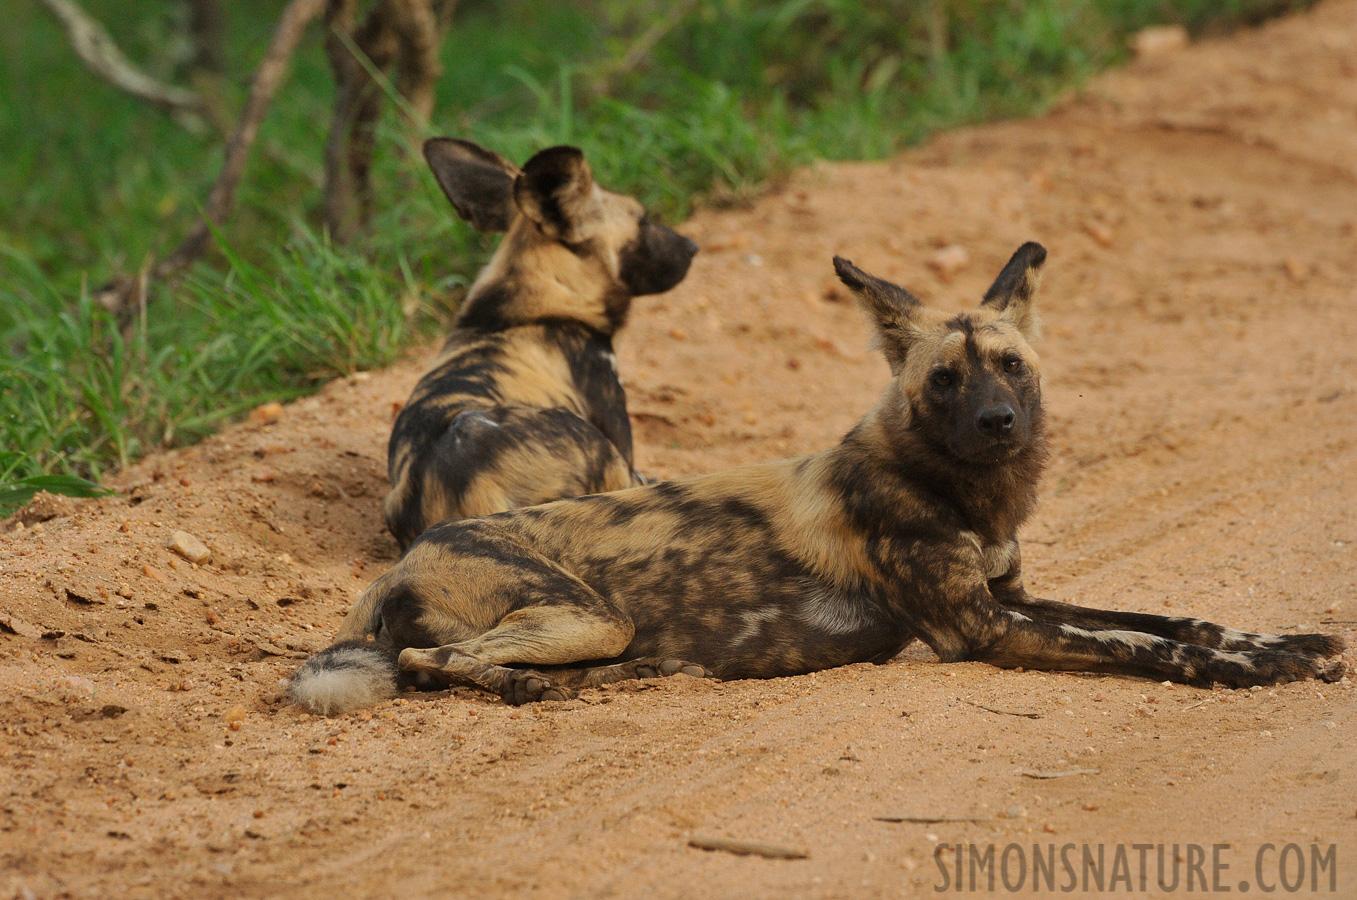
[932,370,953,387]
[1003,357,1022,374]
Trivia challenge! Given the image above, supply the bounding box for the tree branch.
[95,0,329,316]
[588,0,699,97]
[38,0,205,115]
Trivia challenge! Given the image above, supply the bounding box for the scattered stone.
[253,443,291,457]
[251,470,278,483]
[167,531,211,564]
[63,675,96,695]
[249,402,284,425]
[1283,257,1308,282]
[821,281,847,303]
[254,639,306,659]
[1131,25,1188,58]
[0,613,41,639]
[927,245,970,282]
[15,491,77,526]
[221,706,247,726]
[1083,221,1115,248]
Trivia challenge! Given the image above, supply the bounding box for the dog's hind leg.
[989,552,1343,657]
[398,598,639,705]
[547,657,711,689]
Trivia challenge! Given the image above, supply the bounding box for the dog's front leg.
[918,564,1343,687]
[988,547,1344,659]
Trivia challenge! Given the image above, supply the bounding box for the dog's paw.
[1317,659,1346,683]
[1213,650,1343,688]
[1274,632,1346,659]
[657,658,709,678]
[502,670,574,705]
[631,658,710,679]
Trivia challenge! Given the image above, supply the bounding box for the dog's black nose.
[976,404,1016,437]
[678,233,699,259]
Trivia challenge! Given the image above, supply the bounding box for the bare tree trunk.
[385,0,444,123]
[322,0,457,241]
[323,0,399,243]
[185,0,227,76]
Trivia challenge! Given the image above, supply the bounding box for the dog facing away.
[383,139,698,550]
[292,243,1345,714]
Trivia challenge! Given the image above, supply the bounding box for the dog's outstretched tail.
[288,641,400,716]
[289,572,399,716]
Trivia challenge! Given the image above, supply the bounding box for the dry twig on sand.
[688,835,809,860]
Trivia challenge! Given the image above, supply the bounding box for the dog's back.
[383,140,696,548]
[385,322,635,548]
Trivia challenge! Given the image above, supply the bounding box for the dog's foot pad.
[504,671,574,705]
[658,658,708,678]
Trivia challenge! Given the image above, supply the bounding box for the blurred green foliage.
[0,0,1316,510]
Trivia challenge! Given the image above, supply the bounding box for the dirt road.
[3,2,1356,896]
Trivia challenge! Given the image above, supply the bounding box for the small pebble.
[249,402,284,424]
[927,245,970,282]
[1083,221,1115,248]
[166,531,211,565]
[1132,24,1188,58]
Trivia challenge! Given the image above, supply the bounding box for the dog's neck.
[456,231,629,336]
[841,396,1048,546]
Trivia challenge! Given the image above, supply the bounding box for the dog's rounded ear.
[833,256,923,371]
[980,242,1046,340]
[513,146,597,241]
[424,138,521,233]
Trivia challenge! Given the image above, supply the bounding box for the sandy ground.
[4,3,1357,897]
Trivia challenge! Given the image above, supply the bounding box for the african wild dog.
[382,138,698,550]
[291,242,1345,713]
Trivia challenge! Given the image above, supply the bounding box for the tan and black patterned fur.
[383,139,698,550]
[292,243,1345,714]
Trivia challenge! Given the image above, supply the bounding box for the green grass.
[0,0,1318,513]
